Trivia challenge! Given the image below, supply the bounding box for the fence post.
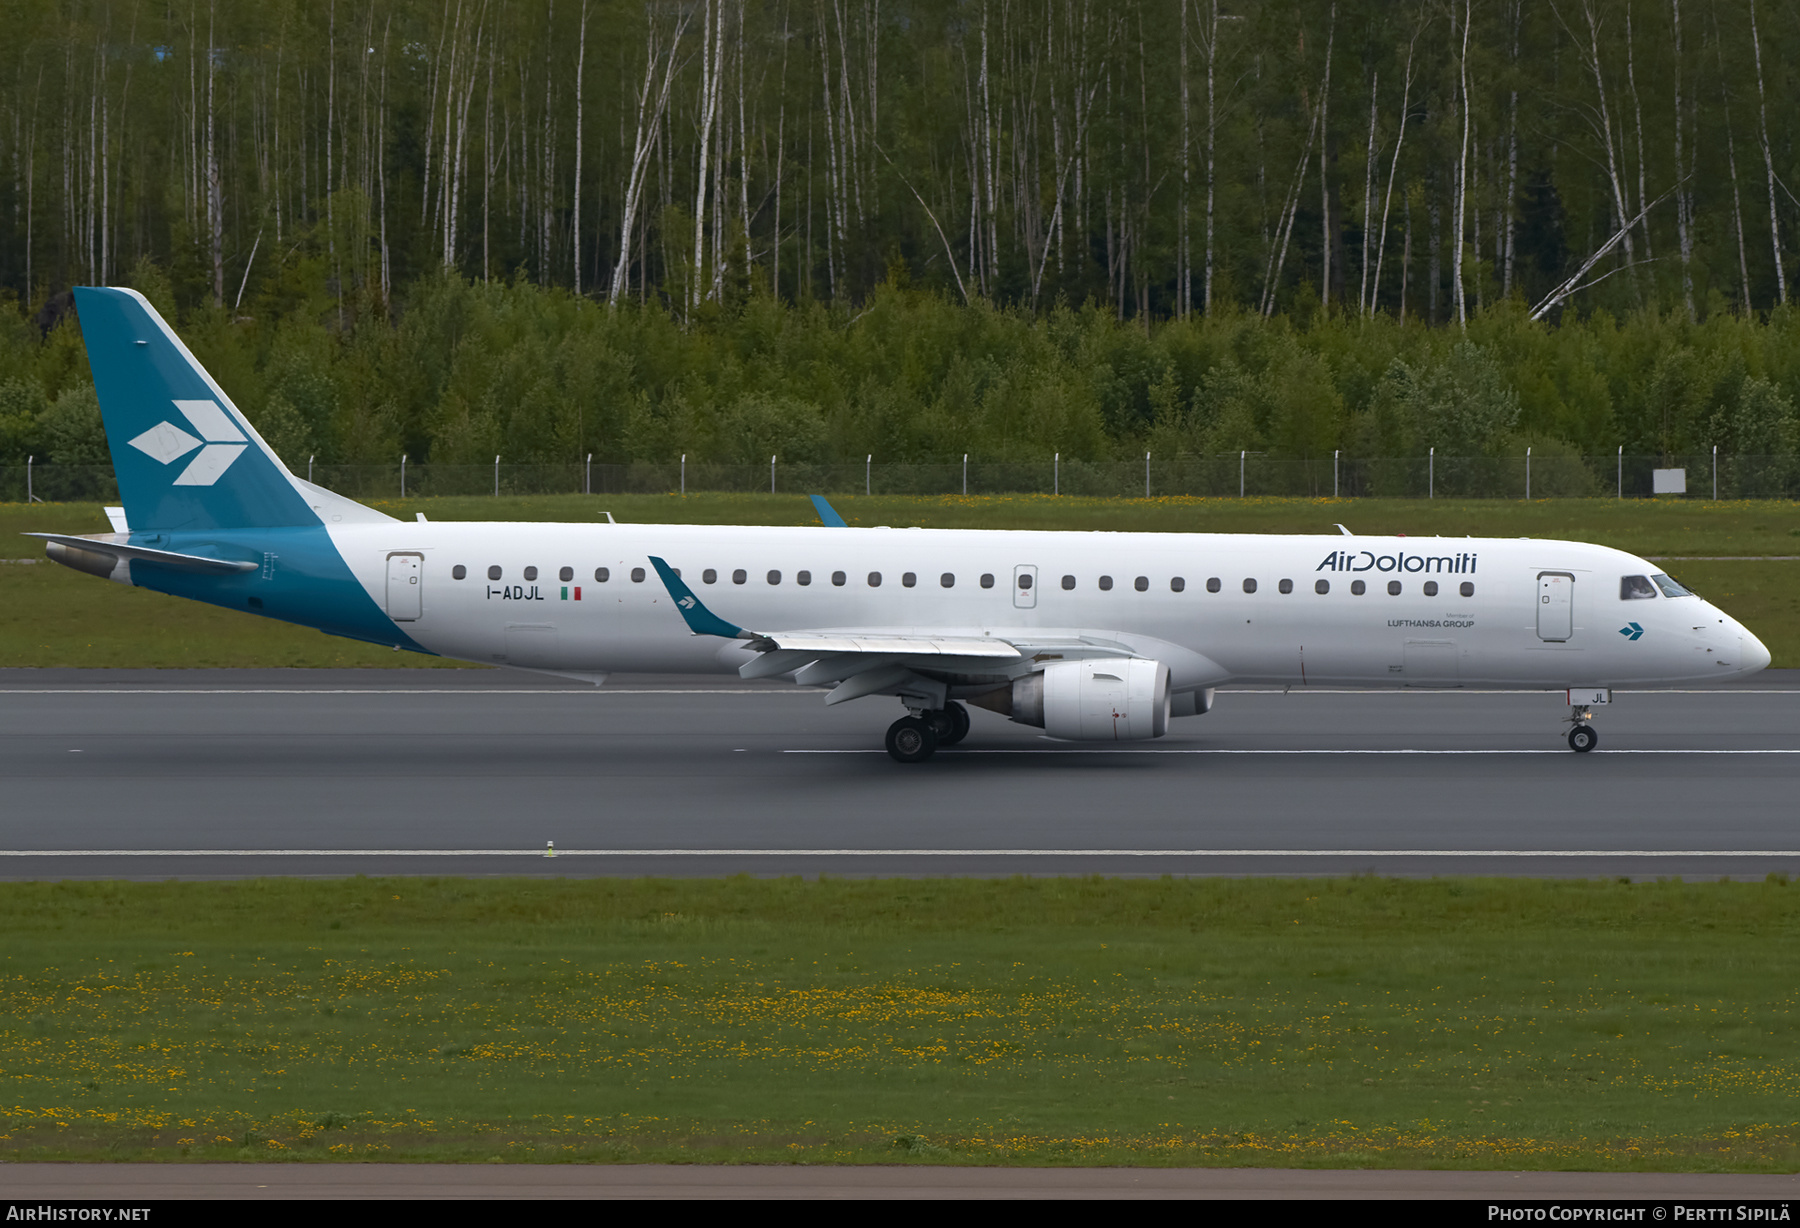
[1713,445,1718,499]
[1525,447,1531,500]
[401,454,407,499]
[1054,453,1060,496]
[1617,445,1622,499]
[771,454,776,494]
[681,454,686,496]
[1429,447,1434,500]
[25,455,32,503]
[1145,451,1151,499]
[494,455,500,497]
[308,455,314,483]
[1240,450,1246,498]
[585,453,591,495]
[963,454,968,496]
[866,454,871,496]
[1334,449,1339,498]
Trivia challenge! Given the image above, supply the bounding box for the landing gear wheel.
[885,716,939,763]
[926,702,971,746]
[1568,724,1598,753]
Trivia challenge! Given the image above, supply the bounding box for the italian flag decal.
[562,587,581,600]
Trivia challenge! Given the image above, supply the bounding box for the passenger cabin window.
[868,572,882,587]
[452,565,467,580]
[1387,580,1402,595]
[1134,576,1148,592]
[767,570,782,585]
[1242,578,1257,594]
[797,571,812,586]
[1171,577,1186,592]
[832,571,847,586]
[1017,573,1033,590]
[1278,579,1293,594]
[1061,575,1076,590]
[1652,574,1693,597]
[1315,579,1329,594]
[1098,575,1113,591]
[631,567,645,583]
[980,573,995,589]
[1622,575,1658,600]
[733,569,747,585]
[488,565,503,581]
[1460,582,1475,597]
[902,572,916,588]
[703,569,717,584]
[559,566,573,582]
[940,573,955,588]
[1424,581,1439,597]
[1351,580,1366,595]
[523,566,538,581]
[1206,577,1221,593]
[595,567,610,582]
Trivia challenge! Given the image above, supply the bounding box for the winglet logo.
[1619,622,1645,641]
[127,399,248,486]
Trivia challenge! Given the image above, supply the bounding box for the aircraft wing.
[648,555,1026,706]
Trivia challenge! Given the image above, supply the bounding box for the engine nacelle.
[1007,657,1170,741]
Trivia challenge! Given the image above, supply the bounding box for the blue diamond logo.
[1619,622,1644,641]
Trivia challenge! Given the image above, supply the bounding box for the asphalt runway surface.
[2,667,1797,880]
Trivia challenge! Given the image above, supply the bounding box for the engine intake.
[1004,657,1170,741]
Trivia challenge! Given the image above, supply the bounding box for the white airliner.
[35,287,1772,761]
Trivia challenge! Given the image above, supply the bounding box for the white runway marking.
[785,747,1800,755]
[3,848,1798,858]
[0,688,815,695]
[0,687,1792,695]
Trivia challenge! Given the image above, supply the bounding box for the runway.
[2,668,1797,879]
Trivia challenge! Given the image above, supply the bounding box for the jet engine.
[996,657,1170,741]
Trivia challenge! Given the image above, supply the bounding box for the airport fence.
[2,452,1796,504]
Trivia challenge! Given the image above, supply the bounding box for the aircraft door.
[1013,565,1038,609]
[1536,572,1573,642]
[386,552,423,621]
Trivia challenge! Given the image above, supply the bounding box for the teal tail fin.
[75,287,326,531]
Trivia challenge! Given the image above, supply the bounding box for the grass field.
[4,494,1797,668]
[3,876,1799,1169]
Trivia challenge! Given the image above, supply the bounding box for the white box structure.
[1652,468,1687,494]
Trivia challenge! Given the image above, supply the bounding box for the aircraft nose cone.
[1742,630,1773,676]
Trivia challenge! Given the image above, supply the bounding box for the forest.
[0,0,1798,482]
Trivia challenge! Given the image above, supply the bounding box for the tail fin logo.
[127,399,248,487]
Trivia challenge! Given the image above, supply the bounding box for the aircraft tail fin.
[74,287,388,532]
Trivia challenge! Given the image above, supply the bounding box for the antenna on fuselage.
[1335,524,1353,536]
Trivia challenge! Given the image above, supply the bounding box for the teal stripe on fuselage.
[124,525,432,653]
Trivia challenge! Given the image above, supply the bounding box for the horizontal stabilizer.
[29,532,257,575]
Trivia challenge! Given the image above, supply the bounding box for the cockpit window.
[1621,575,1657,600]
[1651,573,1694,598]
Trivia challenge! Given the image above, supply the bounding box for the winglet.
[1336,523,1353,536]
[648,556,750,639]
[809,494,848,527]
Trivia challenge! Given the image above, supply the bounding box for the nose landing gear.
[1567,719,1598,753]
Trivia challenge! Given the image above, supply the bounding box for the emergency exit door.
[1014,565,1038,609]
[1536,571,1573,642]
[386,552,423,621]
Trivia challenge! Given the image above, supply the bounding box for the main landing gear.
[885,701,969,763]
